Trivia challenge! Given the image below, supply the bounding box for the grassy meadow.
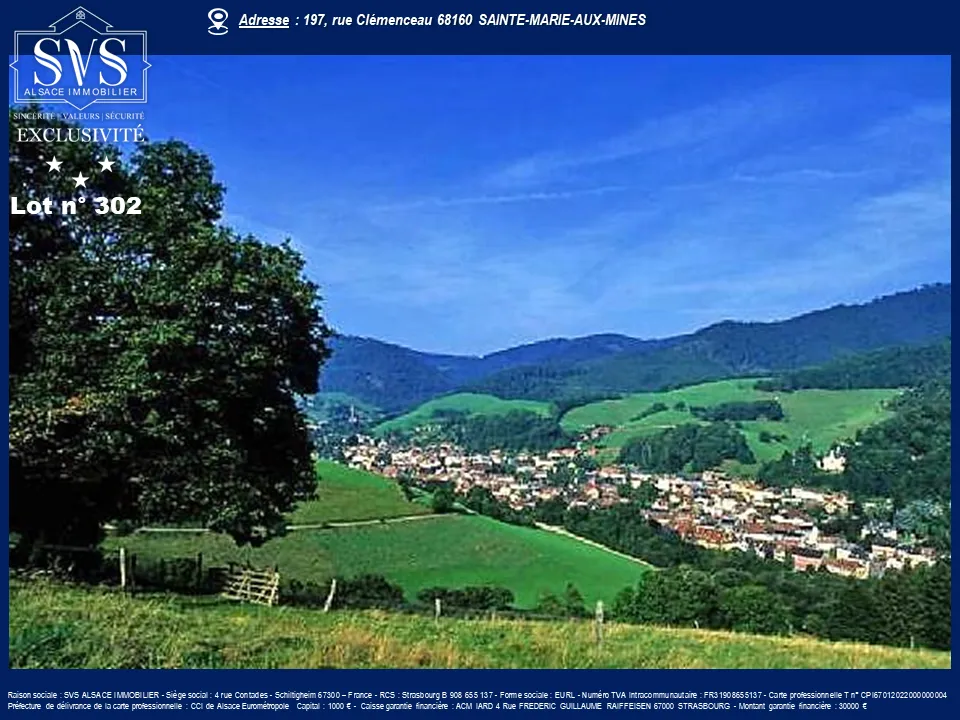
[561,379,898,469]
[103,514,649,609]
[10,579,949,669]
[375,392,553,434]
[102,460,650,607]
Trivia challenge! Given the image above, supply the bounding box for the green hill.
[562,379,898,468]
[288,461,431,525]
[11,580,950,669]
[364,381,898,471]
[103,514,649,609]
[105,461,650,609]
[375,392,553,435]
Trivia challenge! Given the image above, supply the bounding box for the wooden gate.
[220,565,280,607]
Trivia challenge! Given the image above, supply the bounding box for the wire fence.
[11,543,222,595]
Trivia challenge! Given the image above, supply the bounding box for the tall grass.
[10,579,950,670]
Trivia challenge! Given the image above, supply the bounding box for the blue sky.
[141,56,950,355]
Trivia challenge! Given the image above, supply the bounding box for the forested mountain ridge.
[318,333,670,412]
[318,284,951,411]
[471,284,952,401]
[317,336,457,413]
[756,338,951,392]
[682,282,952,371]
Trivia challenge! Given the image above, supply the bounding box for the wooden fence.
[220,565,281,607]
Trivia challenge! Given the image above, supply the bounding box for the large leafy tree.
[10,109,332,561]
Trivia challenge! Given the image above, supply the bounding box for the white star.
[46,156,63,172]
[98,156,115,172]
[73,172,89,188]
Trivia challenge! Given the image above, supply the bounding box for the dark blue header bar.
[2,1,956,54]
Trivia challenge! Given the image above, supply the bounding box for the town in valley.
[335,428,941,580]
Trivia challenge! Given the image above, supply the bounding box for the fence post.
[435,597,442,622]
[595,600,604,647]
[196,552,203,590]
[269,572,280,607]
[119,547,127,592]
[130,554,137,593]
[323,578,337,613]
[910,635,915,650]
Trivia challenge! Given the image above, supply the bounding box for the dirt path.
[105,512,448,535]
[533,522,656,568]
[109,511,654,571]
[289,513,445,530]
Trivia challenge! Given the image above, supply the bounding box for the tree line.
[690,399,784,422]
[556,503,950,650]
[613,560,950,649]
[284,575,590,620]
[755,338,950,392]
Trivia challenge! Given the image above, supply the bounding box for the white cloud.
[486,80,808,188]
[370,185,630,212]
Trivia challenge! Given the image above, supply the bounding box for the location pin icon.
[208,8,229,35]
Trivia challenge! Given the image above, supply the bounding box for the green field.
[11,579,949,669]
[104,514,649,609]
[106,460,649,608]
[289,461,430,525]
[561,379,899,468]
[375,392,553,435]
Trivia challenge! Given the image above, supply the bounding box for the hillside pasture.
[103,514,649,609]
[736,388,899,464]
[562,379,898,470]
[288,461,430,525]
[374,393,553,435]
[562,379,769,429]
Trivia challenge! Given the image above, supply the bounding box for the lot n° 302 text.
[11,195,142,215]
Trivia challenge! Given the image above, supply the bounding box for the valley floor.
[9,579,950,670]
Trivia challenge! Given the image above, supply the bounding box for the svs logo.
[9,6,151,110]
